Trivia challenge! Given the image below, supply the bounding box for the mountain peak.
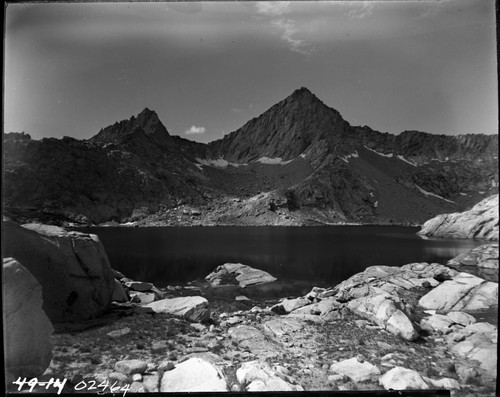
[293,86,313,95]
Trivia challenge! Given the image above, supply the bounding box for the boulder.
[329,357,380,383]
[160,357,227,392]
[130,291,155,305]
[271,298,310,314]
[2,221,115,322]
[418,194,499,240]
[420,314,454,334]
[3,258,54,381]
[145,296,209,322]
[112,279,128,302]
[115,359,148,375]
[236,360,303,391]
[447,322,497,378]
[205,263,277,288]
[379,367,429,390]
[446,311,476,326]
[347,293,418,341]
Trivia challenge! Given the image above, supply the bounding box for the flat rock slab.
[115,359,148,375]
[160,357,227,392]
[228,325,280,357]
[418,272,486,312]
[206,263,277,288]
[236,360,303,391]
[125,281,153,292]
[146,296,209,322]
[330,357,380,383]
[263,317,303,337]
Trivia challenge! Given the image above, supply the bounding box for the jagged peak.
[137,107,160,122]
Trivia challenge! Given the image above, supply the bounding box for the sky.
[4,0,498,143]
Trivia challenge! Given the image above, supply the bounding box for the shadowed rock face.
[3,258,54,381]
[2,221,116,323]
[3,88,498,226]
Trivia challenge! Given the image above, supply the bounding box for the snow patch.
[415,184,455,203]
[196,158,247,168]
[364,146,393,158]
[459,193,468,196]
[374,201,378,208]
[256,157,293,165]
[300,153,307,159]
[397,155,417,167]
[339,150,359,163]
[369,192,374,197]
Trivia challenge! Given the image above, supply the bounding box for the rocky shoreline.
[3,220,498,395]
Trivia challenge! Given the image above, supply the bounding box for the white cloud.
[272,18,312,56]
[185,125,206,135]
[255,2,313,56]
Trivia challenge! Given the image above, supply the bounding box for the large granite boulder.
[160,357,227,392]
[205,263,277,288]
[418,194,499,240]
[448,244,499,269]
[236,361,303,391]
[330,357,380,383]
[3,221,116,322]
[145,296,209,322]
[3,258,54,381]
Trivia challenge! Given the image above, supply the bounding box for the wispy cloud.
[185,125,206,135]
[345,1,374,20]
[255,1,313,56]
[256,1,291,17]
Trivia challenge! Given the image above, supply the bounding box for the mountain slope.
[3,88,498,226]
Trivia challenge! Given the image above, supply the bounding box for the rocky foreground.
[3,221,498,395]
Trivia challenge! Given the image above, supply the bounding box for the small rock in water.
[107,327,131,338]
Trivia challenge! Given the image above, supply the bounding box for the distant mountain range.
[3,87,498,226]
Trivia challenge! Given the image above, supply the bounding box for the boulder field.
[12,244,493,395]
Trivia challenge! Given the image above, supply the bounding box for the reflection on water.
[77,226,488,288]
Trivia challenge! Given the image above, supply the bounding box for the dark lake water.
[78,226,486,292]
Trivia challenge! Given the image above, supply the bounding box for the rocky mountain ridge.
[3,88,498,226]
